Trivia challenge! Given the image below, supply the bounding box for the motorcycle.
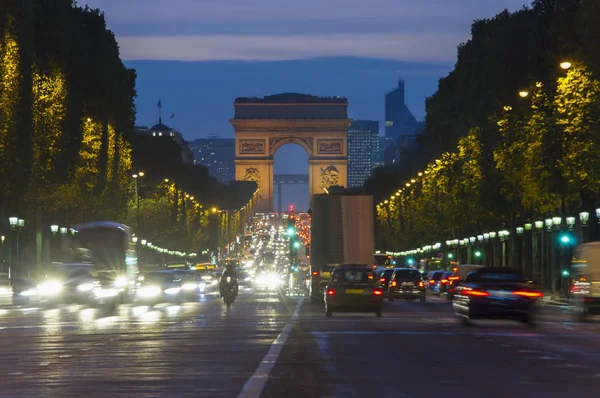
[222,276,238,308]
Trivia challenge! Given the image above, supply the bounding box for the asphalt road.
[264,294,600,398]
[0,291,599,398]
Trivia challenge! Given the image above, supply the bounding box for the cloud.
[85,0,529,61]
[118,33,464,62]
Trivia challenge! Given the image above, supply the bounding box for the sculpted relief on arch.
[243,167,262,198]
[319,165,340,191]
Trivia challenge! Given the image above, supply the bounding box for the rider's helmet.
[225,263,235,272]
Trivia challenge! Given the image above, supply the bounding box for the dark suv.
[388,268,426,302]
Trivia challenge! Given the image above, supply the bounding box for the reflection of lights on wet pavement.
[95,316,118,328]
[166,305,181,317]
[0,309,9,316]
[42,308,62,334]
[132,305,150,317]
[79,308,96,323]
[139,310,161,322]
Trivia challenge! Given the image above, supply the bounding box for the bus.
[374,254,393,269]
[68,221,138,304]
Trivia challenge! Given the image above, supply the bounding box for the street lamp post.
[9,217,25,277]
[132,172,145,235]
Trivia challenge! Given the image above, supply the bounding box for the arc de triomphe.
[231,93,351,213]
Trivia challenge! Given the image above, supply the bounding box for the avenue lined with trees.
[368,0,600,293]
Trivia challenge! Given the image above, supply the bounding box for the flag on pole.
[157,99,162,109]
[170,113,175,119]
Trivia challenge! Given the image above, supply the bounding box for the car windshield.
[394,270,420,279]
[144,272,176,284]
[332,270,374,283]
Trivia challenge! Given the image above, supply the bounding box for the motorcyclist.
[219,263,239,299]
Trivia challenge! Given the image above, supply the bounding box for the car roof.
[334,264,372,270]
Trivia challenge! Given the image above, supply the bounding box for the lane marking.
[237,298,303,398]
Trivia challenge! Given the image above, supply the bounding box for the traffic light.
[559,233,572,245]
[474,251,482,258]
[287,227,296,235]
[447,253,454,259]
[293,241,301,248]
[407,258,414,265]
[562,269,570,277]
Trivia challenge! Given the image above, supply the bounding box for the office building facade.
[189,136,235,183]
[347,120,379,188]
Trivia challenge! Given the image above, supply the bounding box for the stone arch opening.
[231,93,351,212]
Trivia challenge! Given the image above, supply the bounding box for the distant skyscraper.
[384,77,424,148]
[347,120,379,188]
[189,136,235,183]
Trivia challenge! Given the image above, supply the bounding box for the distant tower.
[384,76,420,140]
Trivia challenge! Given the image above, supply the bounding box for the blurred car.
[136,271,187,305]
[426,270,445,294]
[377,269,395,292]
[324,264,384,317]
[236,268,253,286]
[453,267,543,326]
[446,264,485,301]
[171,270,203,301]
[438,271,455,296]
[388,268,426,302]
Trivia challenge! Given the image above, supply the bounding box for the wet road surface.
[1,291,599,397]
[263,295,600,398]
[0,289,295,397]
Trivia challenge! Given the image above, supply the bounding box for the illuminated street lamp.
[560,61,572,70]
[8,217,17,229]
[518,90,529,98]
[50,225,59,234]
[60,227,67,235]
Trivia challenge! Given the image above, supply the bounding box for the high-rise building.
[347,120,379,188]
[384,78,424,146]
[189,136,235,183]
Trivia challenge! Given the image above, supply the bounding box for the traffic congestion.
[0,209,599,397]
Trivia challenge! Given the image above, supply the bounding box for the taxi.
[324,264,384,317]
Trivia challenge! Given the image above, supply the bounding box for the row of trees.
[0,1,257,264]
[0,0,136,226]
[369,0,600,251]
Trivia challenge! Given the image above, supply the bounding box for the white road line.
[237,298,303,398]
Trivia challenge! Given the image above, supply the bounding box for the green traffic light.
[562,269,569,276]
[287,227,295,235]
[474,251,482,258]
[293,241,301,248]
[447,253,454,259]
[407,258,414,265]
[560,234,571,244]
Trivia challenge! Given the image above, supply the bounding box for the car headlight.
[20,289,37,296]
[181,283,197,291]
[137,286,161,298]
[244,277,252,282]
[77,283,95,292]
[164,287,181,295]
[114,276,128,288]
[38,280,63,295]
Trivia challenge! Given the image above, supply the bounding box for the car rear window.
[394,270,420,279]
[431,271,443,280]
[332,270,375,283]
[467,271,525,282]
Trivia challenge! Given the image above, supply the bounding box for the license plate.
[346,289,364,294]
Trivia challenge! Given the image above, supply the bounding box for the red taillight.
[326,288,336,296]
[429,280,435,284]
[372,288,383,296]
[390,280,397,287]
[418,281,424,288]
[513,290,543,298]
[312,271,319,276]
[462,288,489,297]
[441,279,448,285]
[448,276,459,280]
[379,277,386,283]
